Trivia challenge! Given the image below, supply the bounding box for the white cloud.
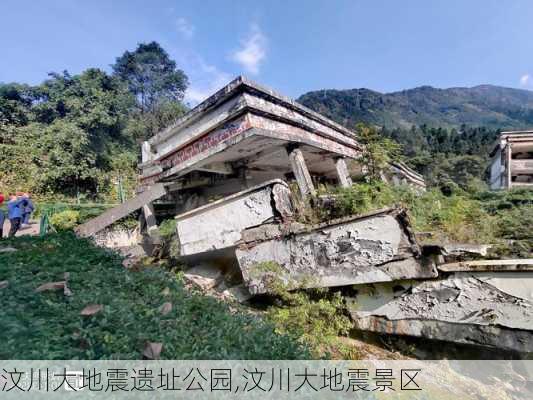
[520,74,530,87]
[176,17,194,39]
[230,24,267,75]
[184,58,231,104]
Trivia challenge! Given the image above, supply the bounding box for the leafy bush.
[267,287,352,358]
[49,210,80,231]
[0,233,309,359]
[159,218,177,239]
[336,181,396,215]
[35,203,139,230]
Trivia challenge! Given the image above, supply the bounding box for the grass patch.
[0,232,310,359]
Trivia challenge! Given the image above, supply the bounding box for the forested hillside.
[298,85,533,129]
[0,42,188,201]
[297,85,533,190]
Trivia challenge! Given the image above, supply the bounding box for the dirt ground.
[2,220,40,238]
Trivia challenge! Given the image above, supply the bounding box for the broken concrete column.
[141,141,153,163]
[142,202,160,242]
[335,157,352,187]
[288,147,315,199]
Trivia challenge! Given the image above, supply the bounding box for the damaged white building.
[490,130,533,189]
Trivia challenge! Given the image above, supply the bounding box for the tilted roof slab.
[141,76,364,183]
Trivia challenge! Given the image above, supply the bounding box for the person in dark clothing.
[21,193,34,227]
[7,194,24,237]
[0,193,5,239]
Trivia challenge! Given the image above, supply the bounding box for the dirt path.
[2,220,40,238]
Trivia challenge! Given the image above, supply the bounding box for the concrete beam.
[195,162,233,175]
[288,147,316,199]
[438,259,533,273]
[335,157,352,187]
[75,183,167,237]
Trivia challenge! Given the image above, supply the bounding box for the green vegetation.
[383,125,499,190]
[253,266,352,358]
[355,122,403,180]
[0,233,309,359]
[249,261,285,280]
[0,41,188,201]
[298,88,515,189]
[49,209,80,231]
[158,218,177,240]
[334,182,533,255]
[266,287,352,358]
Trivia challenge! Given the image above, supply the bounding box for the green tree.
[112,41,188,113]
[355,123,403,181]
[34,120,99,196]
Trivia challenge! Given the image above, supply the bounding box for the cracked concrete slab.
[347,272,533,354]
[174,180,293,256]
[236,208,437,294]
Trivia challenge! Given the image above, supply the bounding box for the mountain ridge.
[297,84,533,130]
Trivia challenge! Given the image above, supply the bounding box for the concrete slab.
[236,208,437,294]
[438,259,533,272]
[347,272,533,354]
[174,180,293,257]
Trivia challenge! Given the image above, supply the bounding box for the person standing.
[21,193,34,227]
[7,194,24,237]
[0,193,5,239]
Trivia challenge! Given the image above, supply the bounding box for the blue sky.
[2,0,533,104]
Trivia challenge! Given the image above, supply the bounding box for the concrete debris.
[122,256,143,269]
[183,264,224,291]
[347,272,533,355]
[236,208,437,295]
[440,243,492,258]
[385,161,426,191]
[0,281,8,289]
[182,264,252,303]
[174,180,293,257]
[93,226,140,249]
[216,283,253,303]
[438,258,533,272]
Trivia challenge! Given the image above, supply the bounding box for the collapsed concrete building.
[76,76,424,239]
[490,130,533,189]
[76,77,532,357]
